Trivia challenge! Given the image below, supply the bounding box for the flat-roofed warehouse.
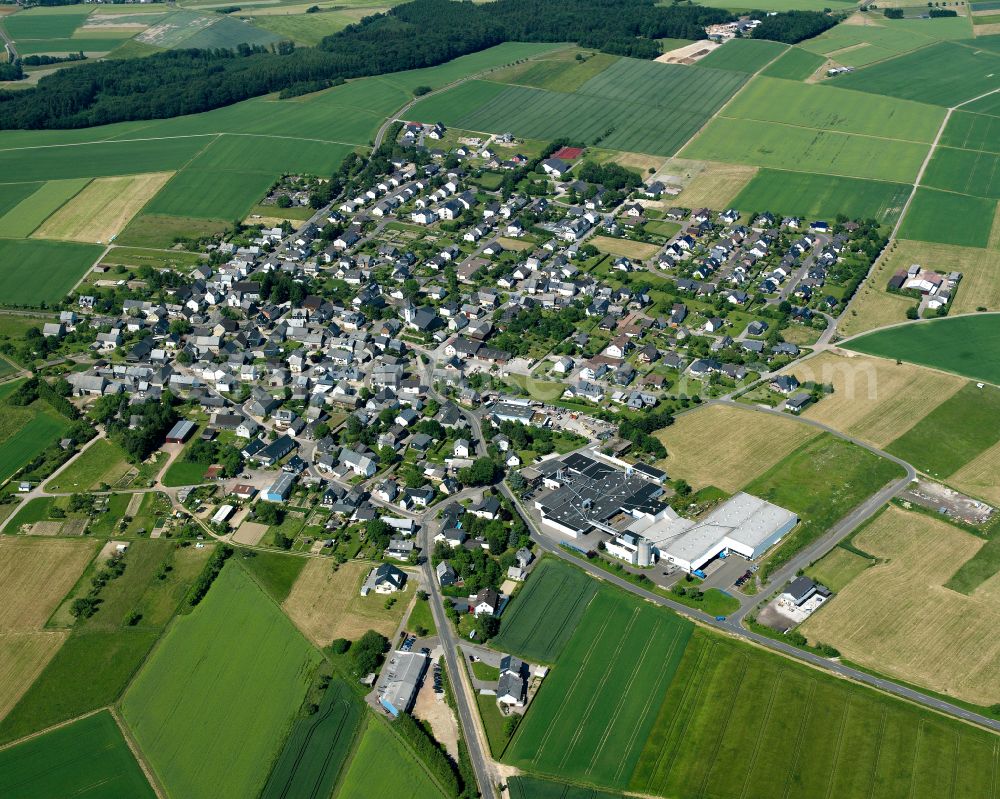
[630,492,798,572]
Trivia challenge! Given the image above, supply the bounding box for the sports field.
[282,559,412,645]
[654,403,819,492]
[792,351,965,448]
[759,46,825,80]
[334,719,448,799]
[730,169,911,226]
[0,239,102,307]
[504,588,692,788]
[631,627,1000,799]
[836,40,1000,106]
[801,504,1000,704]
[491,557,599,663]
[261,679,363,799]
[32,173,172,243]
[0,178,90,238]
[0,710,155,799]
[412,58,747,156]
[845,314,1000,385]
[696,39,787,73]
[122,563,320,799]
[885,382,1000,477]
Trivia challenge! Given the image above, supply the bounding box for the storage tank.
[637,538,653,568]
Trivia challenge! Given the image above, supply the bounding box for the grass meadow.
[43,438,131,492]
[805,546,873,592]
[0,710,155,799]
[122,563,319,799]
[334,718,448,798]
[845,314,1000,386]
[490,557,598,663]
[504,588,692,788]
[241,548,307,603]
[630,627,1000,799]
[886,382,1000,477]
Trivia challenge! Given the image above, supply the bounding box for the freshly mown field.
[590,236,660,260]
[122,563,320,799]
[835,40,1000,106]
[0,178,90,238]
[801,504,1000,705]
[668,160,758,209]
[0,239,102,307]
[0,710,155,799]
[654,403,818,492]
[845,314,1000,385]
[951,438,1000,505]
[412,58,747,156]
[282,558,411,646]
[695,39,787,73]
[791,351,966,448]
[759,45,826,80]
[805,545,873,593]
[504,587,692,788]
[491,557,599,663]
[745,433,906,574]
[730,169,911,226]
[885,382,1000,477]
[261,679,363,799]
[32,172,172,243]
[898,187,997,248]
[334,719,448,799]
[631,626,1000,799]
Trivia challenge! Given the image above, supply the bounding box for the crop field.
[681,116,929,183]
[413,58,747,156]
[951,438,1000,504]
[745,433,906,572]
[835,40,1000,106]
[261,679,363,799]
[252,8,379,45]
[505,588,692,789]
[631,627,1000,799]
[32,173,172,243]
[590,236,660,260]
[898,187,997,248]
[0,710,155,799]
[801,504,1000,704]
[791,351,966,448]
[491,557,599,663]
[282,559,411,645]
[0,179,90,238]
[0,396,72,479]
[654,403,819,492]
[0,632,68,722]
[923,146,1000,200]
[134,9,223,47]
[730,169,910,226]
[143,168,276,222]
[508,776,625,799]
[334,719,448,799]
[666,160,758,208]
[178,15,281,49]
[0,183,42,217]
[696,39,787,73]
[760,46,826,80]
[491,51,620,92]
[0,239,102,307]
[123,564,319,799]
[885,382,1000,477]
[845,314,1000,385]
[940,110,1000,153]
[805,546,872,592]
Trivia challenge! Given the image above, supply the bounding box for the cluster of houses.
[887,264,962,312]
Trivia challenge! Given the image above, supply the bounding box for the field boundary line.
[0,706,104,752]
[780,677,818,799]
[737,666,784,799]
[714,112,943,147]
[109,704,167,799]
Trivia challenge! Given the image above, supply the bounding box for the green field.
[682,116,928,183]
[0,179,90,238]
[239,548,307,603]
[122,563,320,799]
[253,10,362,45]
[885,383,1000,477]
[744,433,907,574]
[43,438,130,492]
[178,15,281,49]
[412,58,747,156]
[940,110,1000,153]
[897,187,997,248]
[0,239,102,307]
[116,214,229,249]
[0,393,71,481]
[491,557,599,663]
[699,0,855,9]
[695,39,787,73]
[922,146,1000,200]
[835,40,1000,106]
[261,679,363,799]
[760,46,826,80]
[504,588,692,787]
[731,170,911,226]
[334,719,448,799]
[100,246,206,270]
[806,546,873,592]
[495,51,620,92]
[508,776,624,799]
[631,628,1000,799]
[0,711,155,799]
[0,183,42,217]
[945,533,1000,594]
[144,168,277,221]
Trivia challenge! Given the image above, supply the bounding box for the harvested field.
[793,351,965,447]
[654,403,818,492]
[0,631,67,721]
[801,504,1000,704]
[281,559,412,645]
[671,161,758,208]
[949,439,1000,505]
[0,537,95,631]
[32,172,172,243]
[590,236,660,260]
